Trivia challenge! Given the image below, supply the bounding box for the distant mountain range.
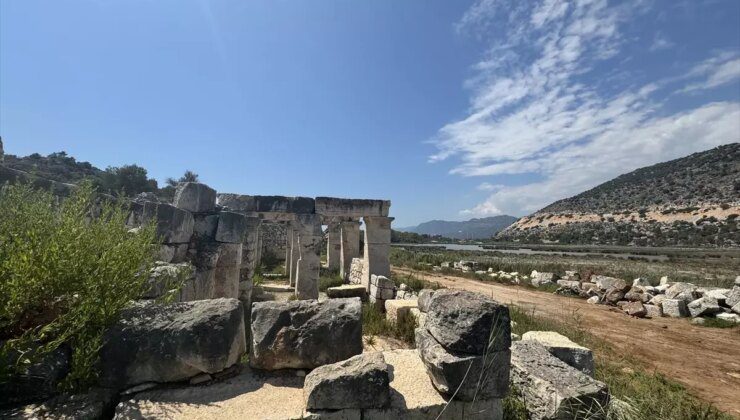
[397,216,518,240]
[497,143,740,247]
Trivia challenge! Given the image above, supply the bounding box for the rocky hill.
[398,215,518,240]
[497,143,740,247]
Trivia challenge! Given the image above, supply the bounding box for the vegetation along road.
[393,267,740,416]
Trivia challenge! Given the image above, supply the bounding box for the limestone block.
[250,298,362,370]
[99,299,245,390]
[215,211,248,243]
[348,258,365,285]
[304,352,390,410]
[665,282,698,302]
[649,294,667,306]
[425,290,511,355]
[192,213,219,240]
[417,289,436,313]
[716,313,740,323]
[726,286,740,308]
[586,296,600,304]
[530,271,558,287]
[314,197,390,218]
[732,302,740,315]
[662,299,689,318]
[521,331,595,377]
[623,301,647,318]
[687,297,722,318]
[369,275,396,300]
[385,299,418,323]
[581,282,599,292]
[591,275,628,292]
[416,328,510,401]
[173,182,217,213]
[510,341,609,420]
[326,284,368,301]
[644,304,663,318]
[141,202,194,244]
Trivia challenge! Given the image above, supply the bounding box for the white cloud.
[649,32,674,51]
[432,0,740,217]
[680,53,740,93]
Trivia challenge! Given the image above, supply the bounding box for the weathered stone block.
[417,289,436,313]
[591,275,628,292]
[662,299,689,318]
[327,284,368,301]
[416,328,510,401]
[530,271,558,287]
[192,213,219,240]
[624,301,647,318]
[521,331,594,377]
[510,341,609,420]
[173,182,217,213]
[687,297,722,318]
[726,286,740,308]
[304,352,390,410]
[250,298,362,370]
[665,282,698,302]
[142,202,194,244]
[99,299,246,390]
[644,304,663,318]
[385,299,418,323]
[425,289,511,355]
[215,211,248,243]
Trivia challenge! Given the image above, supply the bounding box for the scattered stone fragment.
[586,296,600,304]
[415,328,510,401]
[649,294,667,306]
[604,288,626,305]
[687,297,722,318]
[732,302,740,315]
[304,352,390,410]
[716,313,740,323]
[659,276,670,285]
[510,341,609,420]
[531,271,558,287]
[662,299,689,318]
[632,278,651,288]
[624,301,647,318]
[100,298,245,390]
[250,298,362,370]
[665,282,698,302]
[521,331,594,376]
[691,317,706,326]
[425,289,511,354]
[725,286,740,308]
[591,275,628,292]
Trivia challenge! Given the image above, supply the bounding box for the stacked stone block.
[369,274,396,311]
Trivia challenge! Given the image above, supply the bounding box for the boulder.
[624,290,651,303]
[662,299,689,318]
[586,296,600,304]
[99,298,245,390]
[604,288,626,305]
[417,289,436,313]
[654,284,670,293]
[665,282,698,302]
[687,297,722,318]
[649,294,667,306]
[141,202,194,244]
[304,352,390,410]
[726,286,740,308]
[385,299,418,323]
[624,301,647,318]
[425,289,511,354]
[659,276,670,285]
[215,211,248,243]
[644,304,663,318]
[632,278,651,288]
[591,275,628,292]
[510,341,609,420]
[531,271,558,287]
[521,331,594,376]
[0,344,71,407]
[415,328,510,401]
[173,182,217,213]
[581,282,599,293]
[326,284,368,301]
[250,298,362,370]
[732,302,740,315]
[556,280,581,290]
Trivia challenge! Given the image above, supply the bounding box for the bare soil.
[393,267,740,416]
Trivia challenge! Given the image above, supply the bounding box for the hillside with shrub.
[498,143,740,247]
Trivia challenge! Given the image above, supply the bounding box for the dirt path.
[393,267,740,416]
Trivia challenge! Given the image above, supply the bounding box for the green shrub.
[0,183,157,389]
[318,272,344,292]
[361,303,417,346]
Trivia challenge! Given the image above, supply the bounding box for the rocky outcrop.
[304,352,390,410]
[99,298,246,390]
[249,298,362,370]
[510,341,609,420]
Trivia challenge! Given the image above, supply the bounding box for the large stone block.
[687,297,722,318]
[304,352,390,410]
[521,331,594,376]
[173,182,217,213]
[591,275,628,292]
[348,258,365,285]
[530,271,558,287]
[327,284,368,301]
[141,202,194,244]
[250,298,362,370]
[192,213,219,240]
[726,286,740,308]
[665,282,698,302]
[370,275,396,300]
[315,197,391,218]
[510,341,609,420]
[215,211,248,243]
[99,299,246,390]
[217,194,315,214]
[416,328,510,401]
[425,290,511,354]
[662,299,689,318]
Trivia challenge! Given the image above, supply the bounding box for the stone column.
[294,214,322,300]
[361,216,393,290]
[288,220,300,287]
[240,216,262,285]
[284,223,293,272]
[340,219,361,281]
[326,223,341,272]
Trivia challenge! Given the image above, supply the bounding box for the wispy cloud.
[649,32,674,51]
[679,52,740,93]
[432,0,740,217]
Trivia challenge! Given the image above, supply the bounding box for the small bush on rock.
[0,183,157,390]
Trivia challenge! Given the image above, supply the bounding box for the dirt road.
[393,267,740,416]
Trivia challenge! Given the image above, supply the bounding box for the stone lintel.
[315,197,390,218]
[217,194,315,215]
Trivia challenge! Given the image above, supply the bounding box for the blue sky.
[1,0,739,227]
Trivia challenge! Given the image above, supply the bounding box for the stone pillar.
[326,223,341,272]
[240,216,262,285]
[340,219,361,281]
[361,216,393,290]
[295,214,322,300]
[289,221,300,287]
[284,223,293,272]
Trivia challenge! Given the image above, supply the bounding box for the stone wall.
[259,222,287,264]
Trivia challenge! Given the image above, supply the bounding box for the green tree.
[100,164,158,196]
